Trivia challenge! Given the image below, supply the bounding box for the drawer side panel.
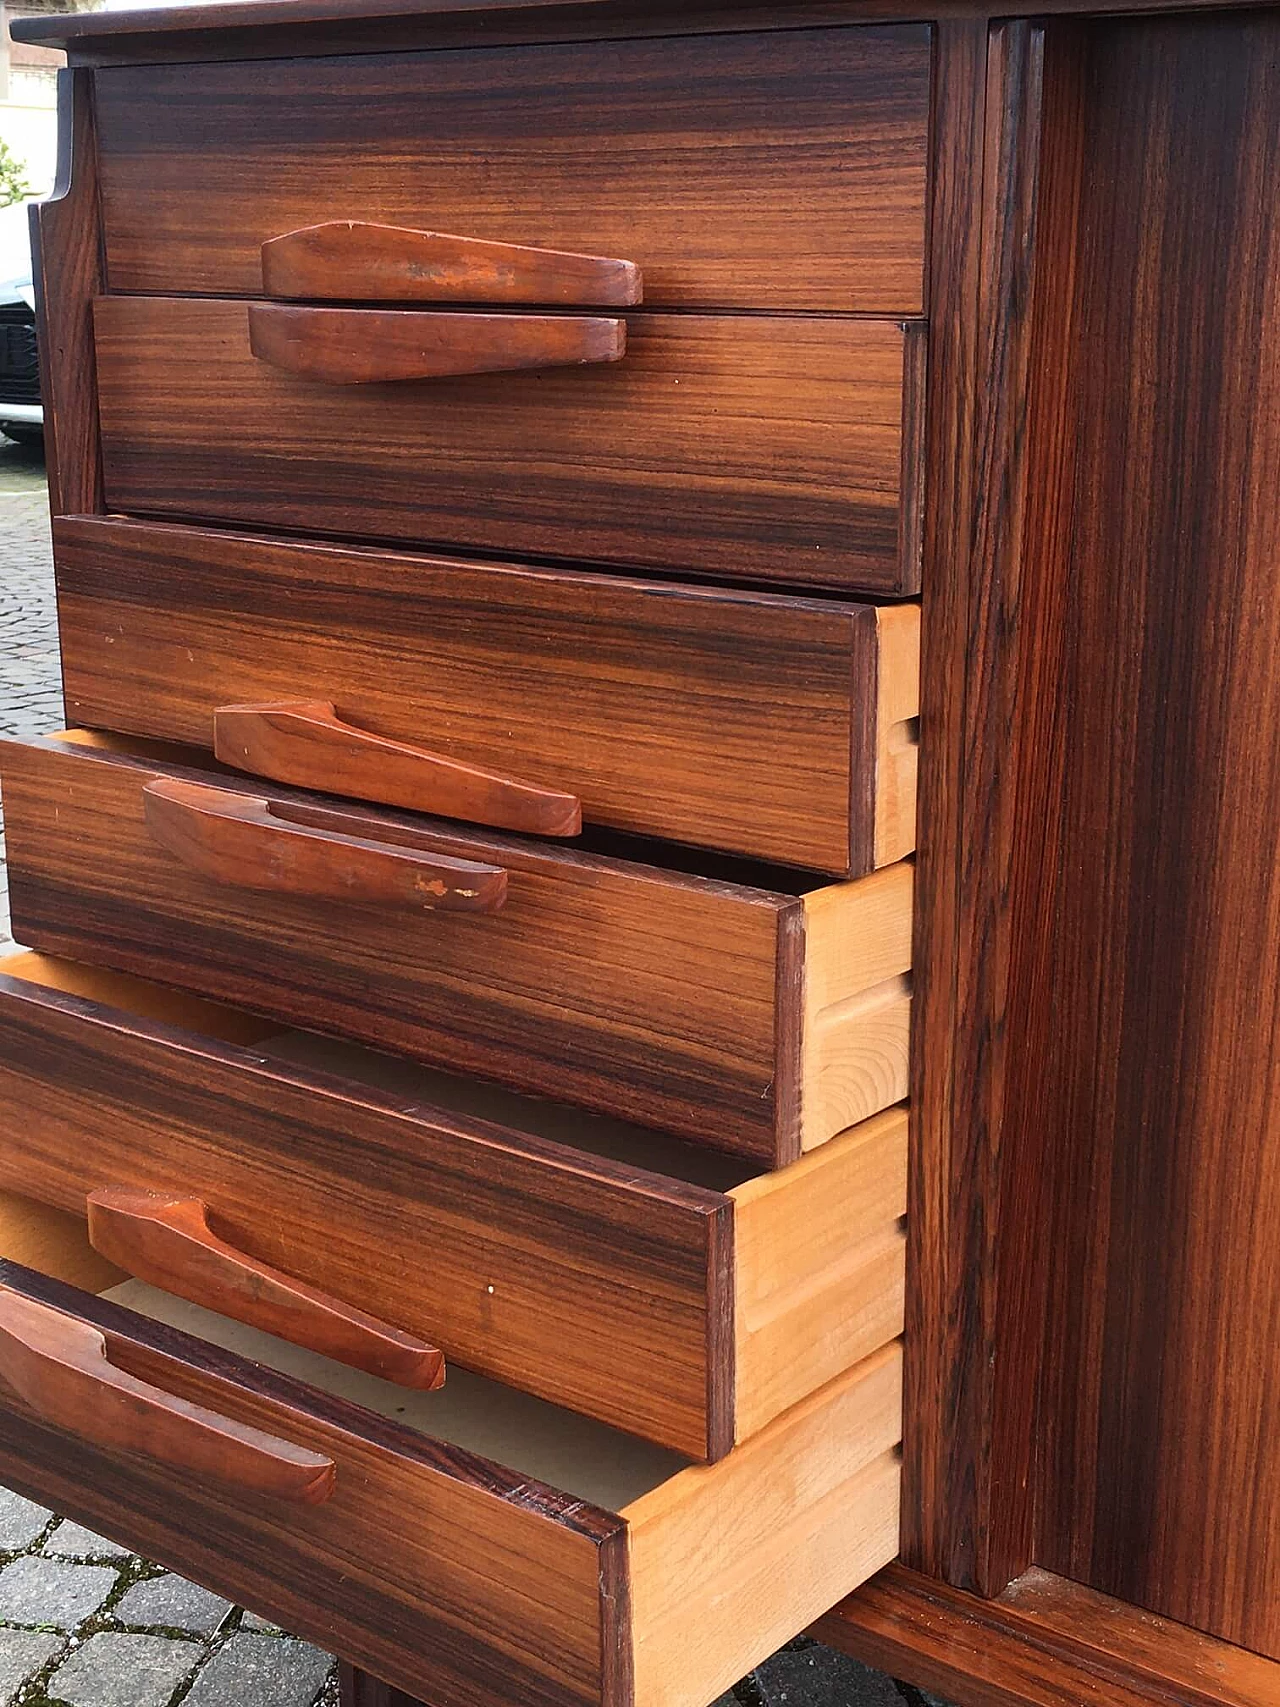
[625,1345,903,1707]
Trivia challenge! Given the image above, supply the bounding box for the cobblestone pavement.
[0,1488,339,1707]
[0,451,64,941]
[0,437,952,1707]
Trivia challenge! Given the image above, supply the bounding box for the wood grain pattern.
[1020,13,1280,1655]
[54,516,911,872]
[898,15,991,1582]
[0,1260,628,1707]
[0,950,908,1455]
[261,222,642,306]
[873,606,921,869]
[89,28,928,313]
[17,8,1279,1701]
[86,1192,446,1391]
[902,16,1077,1595]
[339,1668,421,1707]
[247,303,625,383]
[801,978,910,1152]
[981,17,1090,1599]
[0,734,912,1163]
[213,701,581,839]
[0,1286,337,1504]
[0,954,734,1456]
[626,1343,902,1707]
[801,864,914,1149]
[28,69,104,516]
[817,1566,1280,1707]
[729,1106,907,1441]
[0,1260,902,1707]
[92,295,923,595]
[0,733,795,1159]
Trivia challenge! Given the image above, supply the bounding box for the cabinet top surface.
[12,0,1261,58]
[15,0,861,48]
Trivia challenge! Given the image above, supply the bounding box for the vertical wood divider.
[29,67,106,518]
[905,17,1084,1595]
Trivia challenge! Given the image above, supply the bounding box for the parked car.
[0,199,42,448]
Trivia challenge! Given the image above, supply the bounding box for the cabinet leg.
[338,1663,427,1707]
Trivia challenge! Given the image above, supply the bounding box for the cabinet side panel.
[30,68,105,517]
[1030,12,1280,1657]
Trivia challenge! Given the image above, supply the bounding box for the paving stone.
[184,1633,333,1707]
[0,487,62,748]
[0,1556,118,1631]
[42,1522,132,1562]
[746,1641,909,1707]
[0,1488,52,1552]
[114,1573,233,1636]
[45,1633,201,1707]
[0,1629,63,1705]
[239,1610,285,1634]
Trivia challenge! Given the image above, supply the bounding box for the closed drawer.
[92,296,925,596]
[0,1246,901,1707]
[0,949,907,1458]
[93,27,930,314]
[54,517,920,875]
[0,733,912,1166]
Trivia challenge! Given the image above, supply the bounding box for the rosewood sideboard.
[1,4,1278,1706]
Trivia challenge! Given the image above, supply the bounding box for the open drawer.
[52,516,920,875]
[0,949,905,1459]
[0,1243,902,1707]
[0,732,913,1166]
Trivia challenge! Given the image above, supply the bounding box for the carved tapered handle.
[261,221,643,307]
[87,1191,445,1391]
[247,303,625,384]
[0,1286,336,1503]
[214,701,581,838]
[143,777,507,913]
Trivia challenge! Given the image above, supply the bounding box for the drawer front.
[0,736,913,1164]
[54,517,920,875]
[92,296,925,596]
[0,735,795,1161]
[93,27,930,314]
[0,1261,630,1707]
[0,1259,902,1707]
[0,951,908,1457]
[0,955,733,1457]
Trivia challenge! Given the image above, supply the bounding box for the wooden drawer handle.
[0,1286,335,1503]
[261,221,642,307]
[214,701,581,838]
[247,303,626,384]
[143,777,507,912]
[87,1191,446,1391]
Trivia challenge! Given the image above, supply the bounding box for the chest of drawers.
[5,3,1280,1707]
